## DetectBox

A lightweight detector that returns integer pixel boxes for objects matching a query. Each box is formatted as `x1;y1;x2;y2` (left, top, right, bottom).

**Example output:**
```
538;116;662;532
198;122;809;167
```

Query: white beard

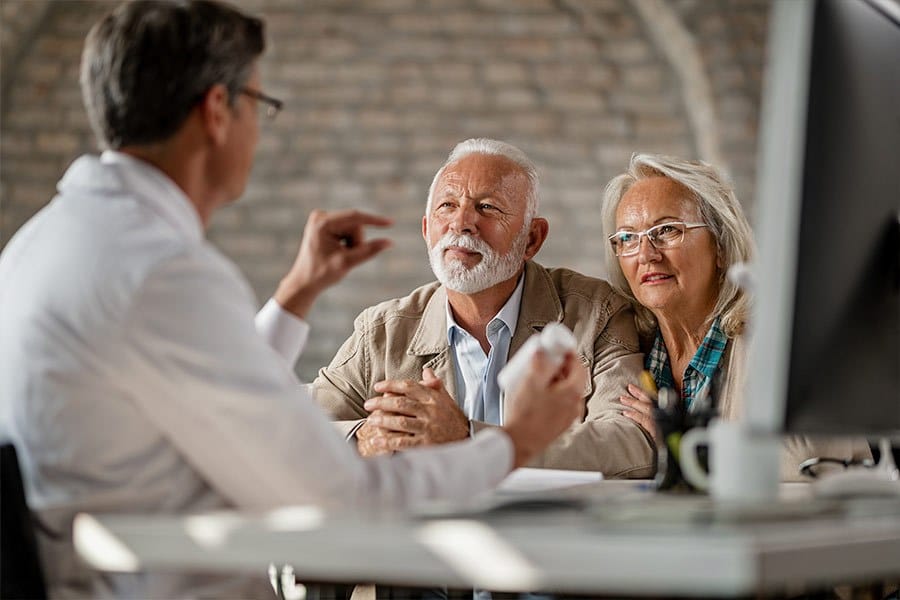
428;229;529;294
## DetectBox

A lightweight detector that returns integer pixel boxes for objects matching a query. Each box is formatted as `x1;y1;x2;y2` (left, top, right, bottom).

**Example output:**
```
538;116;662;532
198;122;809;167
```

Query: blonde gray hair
426;138;540;221
600;153;755;338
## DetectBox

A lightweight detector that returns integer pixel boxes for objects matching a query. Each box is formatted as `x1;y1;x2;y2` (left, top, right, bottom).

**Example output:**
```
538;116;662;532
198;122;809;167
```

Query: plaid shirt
645;317;728;411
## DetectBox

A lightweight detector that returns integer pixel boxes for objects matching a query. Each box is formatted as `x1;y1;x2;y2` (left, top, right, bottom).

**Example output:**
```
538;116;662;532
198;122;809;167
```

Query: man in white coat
0;1;586;597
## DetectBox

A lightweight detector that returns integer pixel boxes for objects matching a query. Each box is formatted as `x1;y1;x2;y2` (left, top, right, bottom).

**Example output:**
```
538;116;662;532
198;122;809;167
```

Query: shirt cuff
474;428;516;475
255;298;309;366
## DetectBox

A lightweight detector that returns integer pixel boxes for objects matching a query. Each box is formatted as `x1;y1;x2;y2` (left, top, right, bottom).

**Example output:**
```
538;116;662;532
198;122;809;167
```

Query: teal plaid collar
645;317;728;410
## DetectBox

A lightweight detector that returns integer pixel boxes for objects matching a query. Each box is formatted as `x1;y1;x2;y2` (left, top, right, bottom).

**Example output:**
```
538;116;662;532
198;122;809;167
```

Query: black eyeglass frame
239;87;283;119
798;455;876;479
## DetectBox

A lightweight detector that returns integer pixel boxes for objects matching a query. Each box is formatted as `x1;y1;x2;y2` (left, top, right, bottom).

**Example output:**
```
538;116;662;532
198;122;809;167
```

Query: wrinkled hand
502;350;587;468
355;416;410;457
357;368;469;455
275;209;393;318
620;383;659;444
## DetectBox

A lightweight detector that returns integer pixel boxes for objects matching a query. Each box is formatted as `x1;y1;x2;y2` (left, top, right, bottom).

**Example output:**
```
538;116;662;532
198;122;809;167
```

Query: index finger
373;379;426;397
364;395;424;416
626;383;655;405
326;209;394;231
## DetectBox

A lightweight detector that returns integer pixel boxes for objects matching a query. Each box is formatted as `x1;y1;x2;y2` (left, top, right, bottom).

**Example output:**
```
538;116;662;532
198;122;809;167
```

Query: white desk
74;482;900;597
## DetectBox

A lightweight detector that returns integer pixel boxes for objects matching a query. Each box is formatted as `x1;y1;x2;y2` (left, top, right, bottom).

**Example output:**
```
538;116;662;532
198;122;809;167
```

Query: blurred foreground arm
502;349;587;467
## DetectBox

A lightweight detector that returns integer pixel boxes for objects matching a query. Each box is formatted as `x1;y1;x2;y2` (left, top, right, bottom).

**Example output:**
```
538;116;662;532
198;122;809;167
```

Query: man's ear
523;217;549;261
197;84;232;146
422;214;428;242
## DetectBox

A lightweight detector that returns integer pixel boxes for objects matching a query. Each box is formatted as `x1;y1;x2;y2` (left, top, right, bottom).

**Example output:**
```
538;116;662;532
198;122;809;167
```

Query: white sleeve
122;251;512;511
255;298;309;366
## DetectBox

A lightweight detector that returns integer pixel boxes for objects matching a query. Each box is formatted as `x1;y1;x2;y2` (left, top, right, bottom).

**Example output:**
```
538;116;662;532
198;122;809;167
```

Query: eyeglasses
240;87;283;119
798;456;876;479
608;221;709;257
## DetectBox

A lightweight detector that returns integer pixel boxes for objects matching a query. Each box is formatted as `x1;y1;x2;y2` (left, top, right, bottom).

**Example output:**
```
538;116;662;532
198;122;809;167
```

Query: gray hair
600;153;755;338
426;138;540;220
81;0;264;150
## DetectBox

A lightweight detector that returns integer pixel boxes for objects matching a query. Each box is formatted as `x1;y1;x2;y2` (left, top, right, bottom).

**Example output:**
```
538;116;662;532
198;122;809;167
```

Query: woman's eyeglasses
608;221;709;257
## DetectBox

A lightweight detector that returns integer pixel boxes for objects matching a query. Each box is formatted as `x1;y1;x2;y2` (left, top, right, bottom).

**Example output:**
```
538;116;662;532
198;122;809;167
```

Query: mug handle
679;427;710;491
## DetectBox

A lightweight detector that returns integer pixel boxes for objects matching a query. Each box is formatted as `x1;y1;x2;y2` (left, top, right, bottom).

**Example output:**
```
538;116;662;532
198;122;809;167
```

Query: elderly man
314;138;655;477
0;4;587;597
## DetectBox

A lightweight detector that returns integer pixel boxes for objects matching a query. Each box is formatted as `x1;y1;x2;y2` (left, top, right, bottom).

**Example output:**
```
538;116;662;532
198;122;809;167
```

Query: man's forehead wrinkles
438;184;500;200
438;179;464;195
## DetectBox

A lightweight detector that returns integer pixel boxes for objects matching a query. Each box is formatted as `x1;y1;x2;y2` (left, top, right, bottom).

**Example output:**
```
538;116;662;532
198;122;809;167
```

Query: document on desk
414;469;604;517
497;468;603;494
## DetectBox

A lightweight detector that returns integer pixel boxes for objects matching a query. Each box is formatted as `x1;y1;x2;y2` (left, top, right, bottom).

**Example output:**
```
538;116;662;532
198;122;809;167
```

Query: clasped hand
356;368;469;457
357;350;588;469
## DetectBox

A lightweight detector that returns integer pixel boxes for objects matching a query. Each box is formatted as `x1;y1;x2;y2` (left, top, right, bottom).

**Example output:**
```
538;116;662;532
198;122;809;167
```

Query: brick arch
628;0;724;166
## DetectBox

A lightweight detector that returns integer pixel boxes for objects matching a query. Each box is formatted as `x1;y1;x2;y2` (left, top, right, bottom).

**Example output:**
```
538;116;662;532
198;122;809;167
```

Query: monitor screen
747;0;900;437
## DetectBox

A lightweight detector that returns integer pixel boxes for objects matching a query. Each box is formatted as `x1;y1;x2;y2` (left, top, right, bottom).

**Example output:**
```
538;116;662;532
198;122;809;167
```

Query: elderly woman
600;153;870;482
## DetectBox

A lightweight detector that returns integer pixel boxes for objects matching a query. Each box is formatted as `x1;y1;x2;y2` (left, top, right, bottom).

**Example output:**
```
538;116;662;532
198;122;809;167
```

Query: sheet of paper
497;467;603;493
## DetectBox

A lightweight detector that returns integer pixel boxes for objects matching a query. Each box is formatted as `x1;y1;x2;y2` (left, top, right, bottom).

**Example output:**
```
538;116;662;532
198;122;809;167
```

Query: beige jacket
312;261;656;478
716;336;871;482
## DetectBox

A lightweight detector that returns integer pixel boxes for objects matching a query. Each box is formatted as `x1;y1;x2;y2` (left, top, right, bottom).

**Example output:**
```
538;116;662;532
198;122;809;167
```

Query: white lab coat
0;152;512;598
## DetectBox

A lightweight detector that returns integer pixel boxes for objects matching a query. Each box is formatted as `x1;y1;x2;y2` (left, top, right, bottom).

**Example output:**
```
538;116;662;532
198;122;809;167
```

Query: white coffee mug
680;418;780;502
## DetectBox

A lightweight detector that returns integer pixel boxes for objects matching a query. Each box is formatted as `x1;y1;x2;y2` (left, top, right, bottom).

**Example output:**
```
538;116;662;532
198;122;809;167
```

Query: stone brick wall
0;0;50;88
0;0;770;381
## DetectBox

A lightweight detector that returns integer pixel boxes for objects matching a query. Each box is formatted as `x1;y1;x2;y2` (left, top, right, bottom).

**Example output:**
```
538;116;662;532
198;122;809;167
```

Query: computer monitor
746;0;900;442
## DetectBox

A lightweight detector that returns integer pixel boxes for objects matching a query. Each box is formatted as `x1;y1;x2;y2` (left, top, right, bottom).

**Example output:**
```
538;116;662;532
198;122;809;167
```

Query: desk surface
74;481;900;597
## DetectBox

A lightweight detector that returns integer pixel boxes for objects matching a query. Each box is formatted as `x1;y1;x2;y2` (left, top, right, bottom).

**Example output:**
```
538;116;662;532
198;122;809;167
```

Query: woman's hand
621;383;660;444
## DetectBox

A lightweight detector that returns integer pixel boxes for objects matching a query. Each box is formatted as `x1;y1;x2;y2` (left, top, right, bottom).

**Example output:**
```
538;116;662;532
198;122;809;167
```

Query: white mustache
436;234;491;255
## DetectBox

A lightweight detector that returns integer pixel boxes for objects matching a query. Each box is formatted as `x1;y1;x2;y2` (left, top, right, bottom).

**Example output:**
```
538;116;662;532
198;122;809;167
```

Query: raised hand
275;209;393;318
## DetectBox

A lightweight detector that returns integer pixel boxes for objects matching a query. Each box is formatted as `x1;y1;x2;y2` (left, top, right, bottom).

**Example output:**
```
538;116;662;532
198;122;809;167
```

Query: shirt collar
688;316;728;381
446;273;526;345
100;150;203;243
645;330;675;391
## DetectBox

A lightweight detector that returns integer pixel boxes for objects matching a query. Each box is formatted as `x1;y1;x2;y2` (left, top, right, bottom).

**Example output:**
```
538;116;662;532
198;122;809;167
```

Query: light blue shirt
446;275;525;427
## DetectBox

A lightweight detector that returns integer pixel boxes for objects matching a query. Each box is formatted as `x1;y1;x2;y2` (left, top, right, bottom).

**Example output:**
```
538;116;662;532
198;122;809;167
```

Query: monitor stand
813;438;900;499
